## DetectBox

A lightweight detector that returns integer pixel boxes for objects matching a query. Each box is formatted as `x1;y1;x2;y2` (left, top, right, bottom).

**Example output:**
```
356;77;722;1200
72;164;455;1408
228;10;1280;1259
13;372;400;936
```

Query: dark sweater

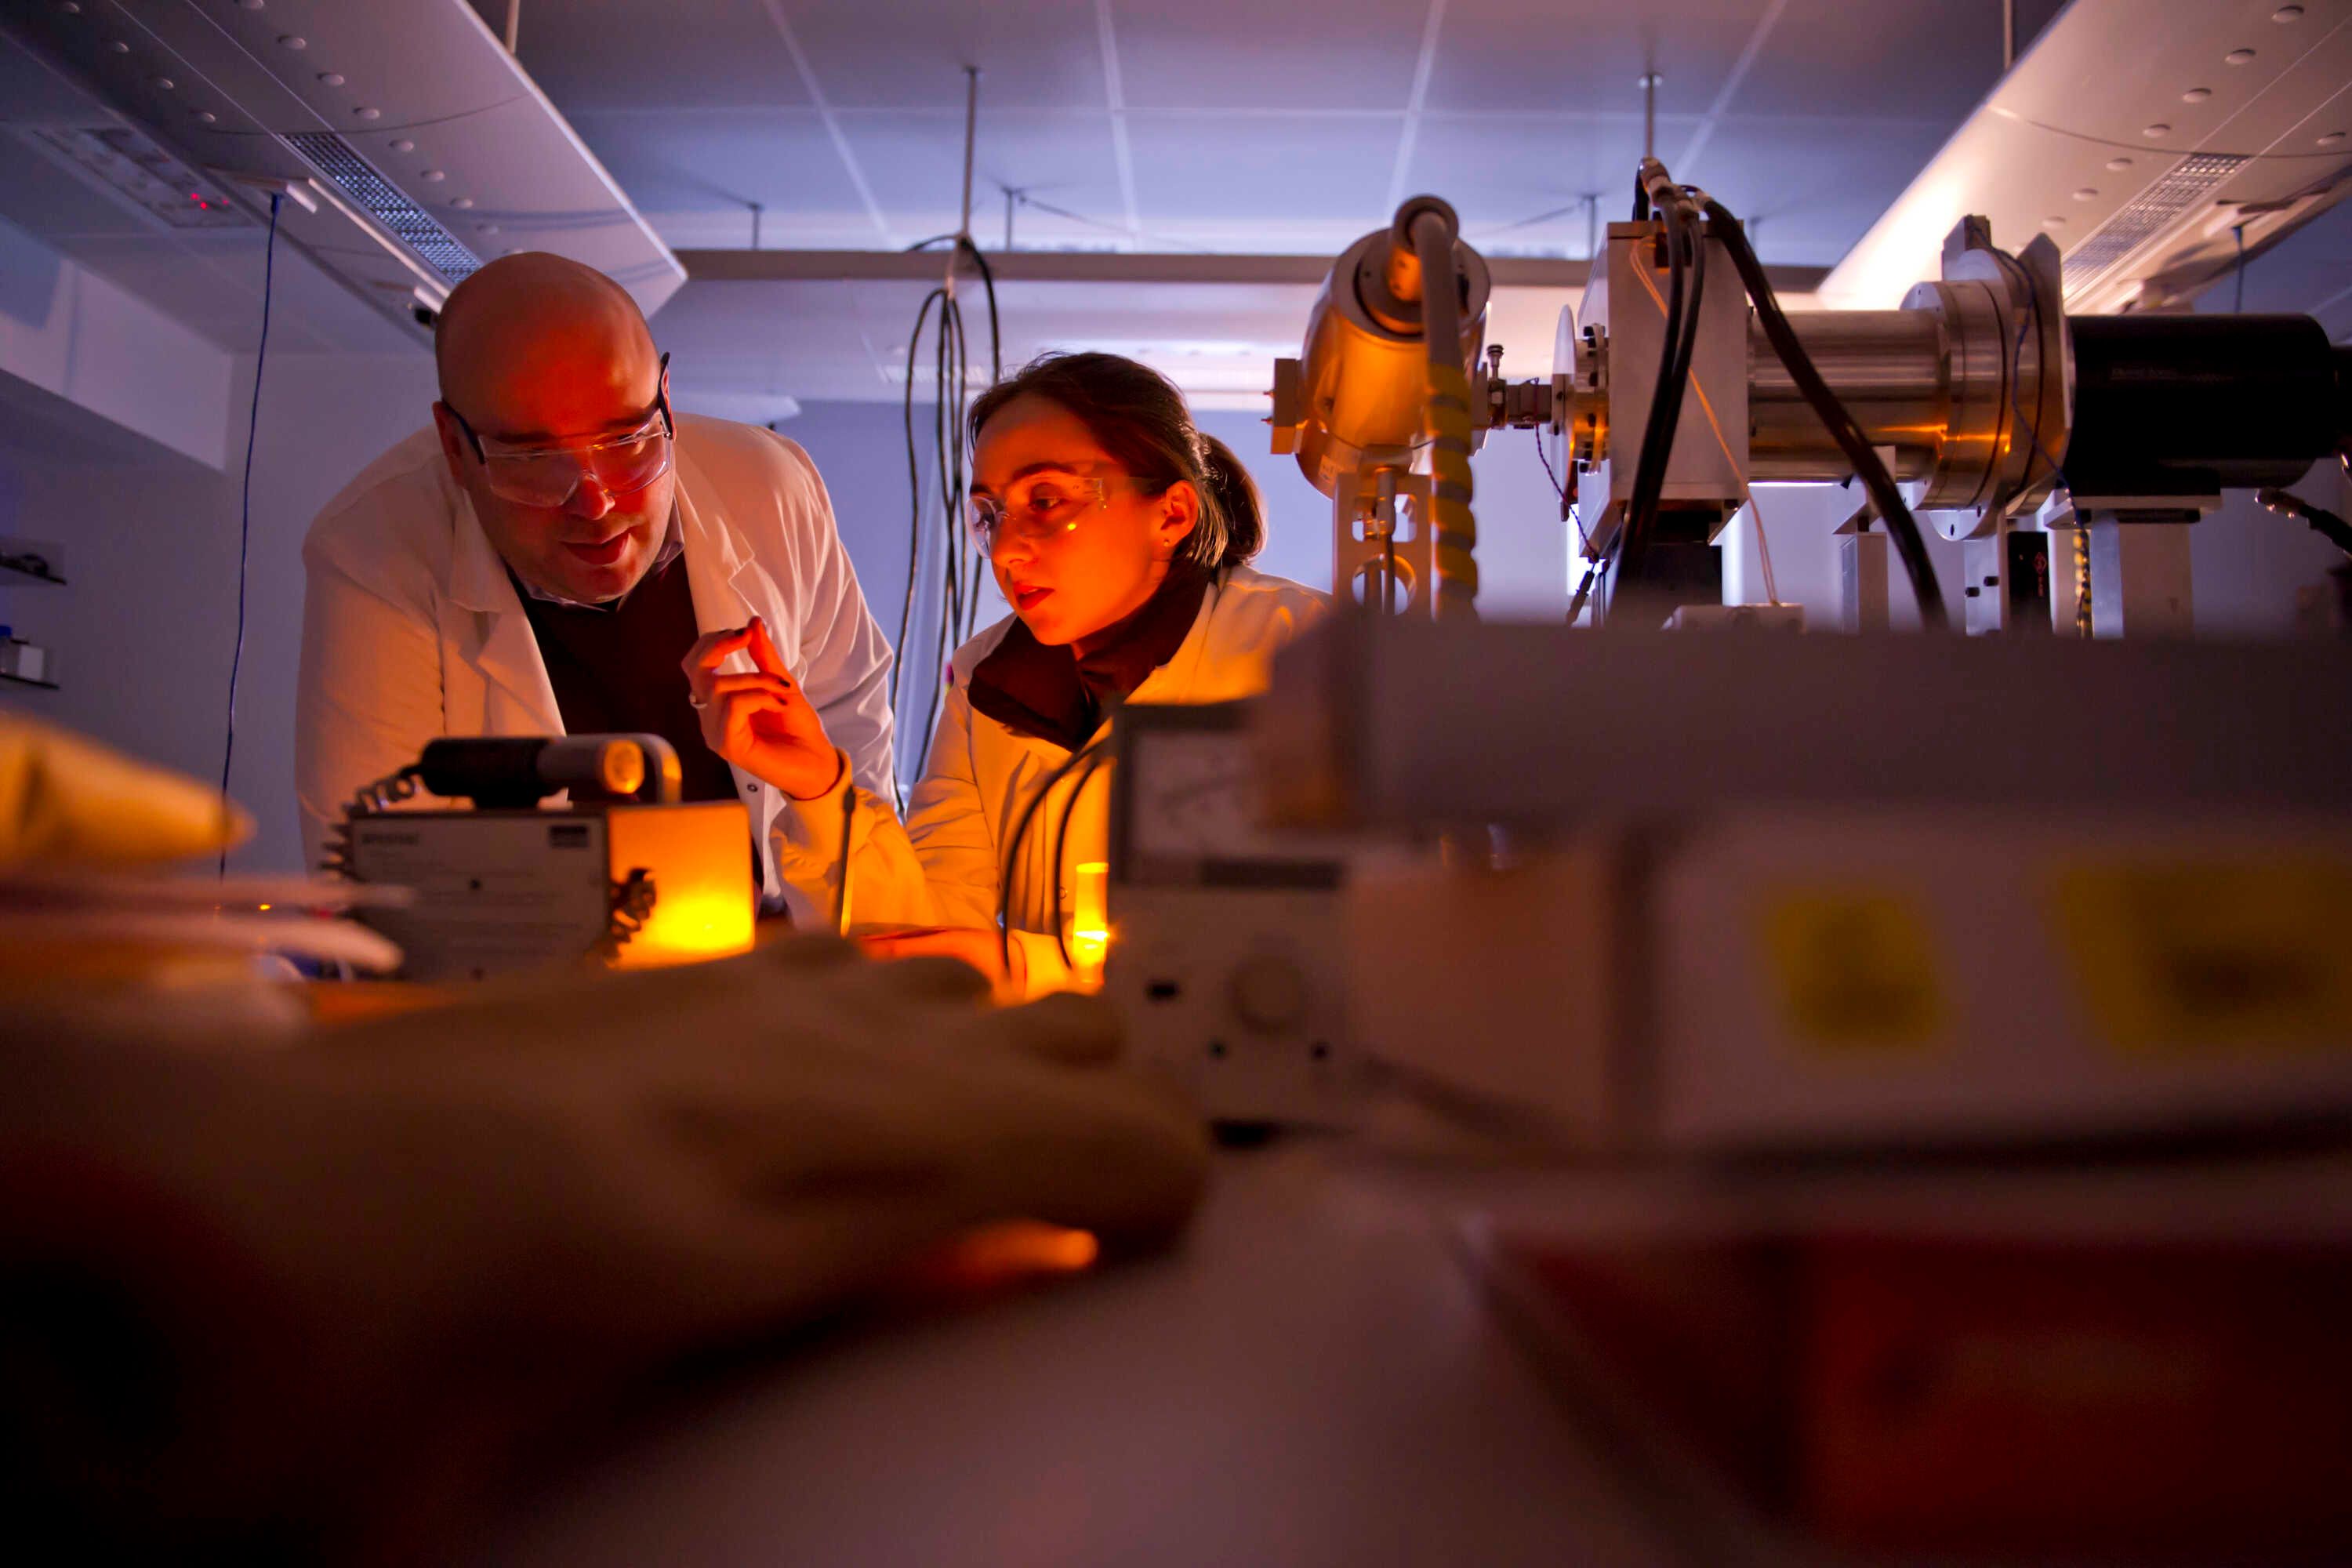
966;561;1213;751
513;556;739;803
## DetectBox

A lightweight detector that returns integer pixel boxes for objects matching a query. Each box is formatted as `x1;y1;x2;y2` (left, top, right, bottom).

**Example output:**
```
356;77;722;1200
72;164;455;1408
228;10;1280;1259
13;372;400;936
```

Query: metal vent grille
2060;153;2246;296
279;132;481;284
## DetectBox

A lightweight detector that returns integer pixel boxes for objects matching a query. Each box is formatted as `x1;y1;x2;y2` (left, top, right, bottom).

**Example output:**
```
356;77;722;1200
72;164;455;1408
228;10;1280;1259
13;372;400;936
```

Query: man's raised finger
681;625;757;700
747;615;793;681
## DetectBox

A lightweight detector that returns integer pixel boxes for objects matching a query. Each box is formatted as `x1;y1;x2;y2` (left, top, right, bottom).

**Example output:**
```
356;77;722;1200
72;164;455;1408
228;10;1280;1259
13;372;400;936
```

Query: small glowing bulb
1069;861;1110;982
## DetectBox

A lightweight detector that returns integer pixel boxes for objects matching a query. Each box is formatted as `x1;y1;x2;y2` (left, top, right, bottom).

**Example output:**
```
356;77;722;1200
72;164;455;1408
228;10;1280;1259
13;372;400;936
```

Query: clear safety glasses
446;353;676;509
967;472;1156;552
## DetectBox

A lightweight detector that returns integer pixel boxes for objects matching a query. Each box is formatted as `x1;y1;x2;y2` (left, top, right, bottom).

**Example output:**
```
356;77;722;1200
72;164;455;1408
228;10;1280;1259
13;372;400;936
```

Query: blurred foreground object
1475;1158;2352;1562
0;713;398;1029
0;710;247;869
0;939;1206;1560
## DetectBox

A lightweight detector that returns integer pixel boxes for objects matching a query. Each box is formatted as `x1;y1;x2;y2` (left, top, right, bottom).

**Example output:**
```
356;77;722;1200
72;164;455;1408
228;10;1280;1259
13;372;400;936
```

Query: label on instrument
2049;859;2352;1054
1761;891;1946;1054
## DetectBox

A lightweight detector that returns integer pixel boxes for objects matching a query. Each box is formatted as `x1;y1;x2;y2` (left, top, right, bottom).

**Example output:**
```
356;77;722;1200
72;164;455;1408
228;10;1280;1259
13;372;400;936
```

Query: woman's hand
858;925;1028;1003
682;616;842;800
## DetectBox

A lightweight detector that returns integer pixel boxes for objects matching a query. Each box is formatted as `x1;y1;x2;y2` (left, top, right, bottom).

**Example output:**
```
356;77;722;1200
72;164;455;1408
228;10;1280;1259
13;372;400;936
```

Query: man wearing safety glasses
296;253;895;918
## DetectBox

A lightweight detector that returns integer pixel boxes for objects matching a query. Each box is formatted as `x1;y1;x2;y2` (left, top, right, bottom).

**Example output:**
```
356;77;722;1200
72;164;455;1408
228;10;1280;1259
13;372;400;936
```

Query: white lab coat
295;414;895;920
773;564;1328;994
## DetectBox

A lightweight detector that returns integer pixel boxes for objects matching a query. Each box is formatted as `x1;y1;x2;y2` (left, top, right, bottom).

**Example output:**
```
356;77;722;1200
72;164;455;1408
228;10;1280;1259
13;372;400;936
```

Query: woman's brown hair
967;351;1265;569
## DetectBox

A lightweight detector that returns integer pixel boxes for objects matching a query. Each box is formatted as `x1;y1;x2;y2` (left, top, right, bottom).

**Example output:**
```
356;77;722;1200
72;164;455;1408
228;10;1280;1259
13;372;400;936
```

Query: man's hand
683;616;843;800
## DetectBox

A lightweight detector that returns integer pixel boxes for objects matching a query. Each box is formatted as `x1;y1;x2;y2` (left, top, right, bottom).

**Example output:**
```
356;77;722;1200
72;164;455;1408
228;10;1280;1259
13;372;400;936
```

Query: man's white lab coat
771;565;1327;994
296;414;895;917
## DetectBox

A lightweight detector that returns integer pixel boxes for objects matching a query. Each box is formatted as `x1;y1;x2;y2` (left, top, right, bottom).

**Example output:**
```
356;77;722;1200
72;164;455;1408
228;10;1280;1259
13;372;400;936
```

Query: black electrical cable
218;191;281;880
957;235;1002;379
1567;563;1600;624
831;777;856;935
889;287;945;734
894;237;1007;786
996;735;1112;978
948;294;978;641
1045;744;1113;971
2257;487;2352;559
1535;433;1566;499
1613;212;1682;579
1567;528;1623;626
1621;200;1706;583
1700;195;1949;626
928;292;958;757
1622;162;1699;555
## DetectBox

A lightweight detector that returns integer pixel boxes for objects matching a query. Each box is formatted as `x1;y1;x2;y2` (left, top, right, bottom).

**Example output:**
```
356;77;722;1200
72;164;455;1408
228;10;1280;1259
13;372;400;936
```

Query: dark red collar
966;562;1214;750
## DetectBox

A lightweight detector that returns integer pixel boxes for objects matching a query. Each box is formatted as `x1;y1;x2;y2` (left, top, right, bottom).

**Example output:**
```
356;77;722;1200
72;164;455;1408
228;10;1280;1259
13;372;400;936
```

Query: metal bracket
597;866;658;963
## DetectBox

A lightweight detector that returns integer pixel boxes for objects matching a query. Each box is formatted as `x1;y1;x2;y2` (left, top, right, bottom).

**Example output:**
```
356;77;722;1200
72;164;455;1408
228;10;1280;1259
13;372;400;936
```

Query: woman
684;352;1327;995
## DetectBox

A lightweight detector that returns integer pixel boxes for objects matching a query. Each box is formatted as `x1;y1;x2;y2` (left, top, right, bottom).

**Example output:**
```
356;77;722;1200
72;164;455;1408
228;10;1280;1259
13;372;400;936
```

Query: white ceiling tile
1733;0;1999;122
1406;113;1687;246
1126;112;1400;234
1426;0;1774;115
789;0;1108;111
836;108;1125;243
566;107;873;237
1112;0;1432;111
466;0;812;111
1687;114;1954;265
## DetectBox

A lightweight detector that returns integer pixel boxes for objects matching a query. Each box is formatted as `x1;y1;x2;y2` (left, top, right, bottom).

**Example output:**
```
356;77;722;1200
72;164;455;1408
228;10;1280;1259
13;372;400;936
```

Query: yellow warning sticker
2049;859;2352;1054
1761;891;1945;1054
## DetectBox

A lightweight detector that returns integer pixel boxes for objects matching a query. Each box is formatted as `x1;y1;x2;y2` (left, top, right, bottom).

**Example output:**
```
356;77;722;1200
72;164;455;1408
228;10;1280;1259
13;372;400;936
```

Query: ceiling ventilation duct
1;0;682;343
1821;0;2352;313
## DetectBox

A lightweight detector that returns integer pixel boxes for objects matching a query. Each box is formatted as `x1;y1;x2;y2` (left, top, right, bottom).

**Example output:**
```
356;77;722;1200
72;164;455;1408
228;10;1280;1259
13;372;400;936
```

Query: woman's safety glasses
446;353;676;509
967;471;1154;552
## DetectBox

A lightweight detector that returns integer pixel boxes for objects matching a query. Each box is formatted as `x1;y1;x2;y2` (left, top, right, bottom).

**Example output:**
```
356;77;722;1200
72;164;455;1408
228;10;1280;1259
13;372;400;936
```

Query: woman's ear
1157;480;1200;558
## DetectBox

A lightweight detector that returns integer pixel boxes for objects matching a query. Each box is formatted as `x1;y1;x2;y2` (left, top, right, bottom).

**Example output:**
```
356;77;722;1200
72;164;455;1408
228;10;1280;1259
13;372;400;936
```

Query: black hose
959;236;1002;380
1046;746;1112;970
1700;197;1948;627
2258;487;2352;560
891;288;946;726
997;735;1112;979
1621;201;1708;582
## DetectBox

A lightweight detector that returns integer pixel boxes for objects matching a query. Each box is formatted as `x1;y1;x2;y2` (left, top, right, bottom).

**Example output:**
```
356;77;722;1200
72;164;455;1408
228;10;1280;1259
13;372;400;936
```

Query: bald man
295;254;895;920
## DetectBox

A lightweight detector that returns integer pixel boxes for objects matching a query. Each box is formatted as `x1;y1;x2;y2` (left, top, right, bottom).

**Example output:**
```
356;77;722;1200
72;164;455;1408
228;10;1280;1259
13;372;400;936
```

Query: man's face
434;348;676;605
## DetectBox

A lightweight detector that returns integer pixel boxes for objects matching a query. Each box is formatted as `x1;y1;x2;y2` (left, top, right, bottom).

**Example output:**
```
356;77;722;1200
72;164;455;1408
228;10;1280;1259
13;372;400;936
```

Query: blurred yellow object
603;800;757;966
1069;860;1110;985
0;711;249;869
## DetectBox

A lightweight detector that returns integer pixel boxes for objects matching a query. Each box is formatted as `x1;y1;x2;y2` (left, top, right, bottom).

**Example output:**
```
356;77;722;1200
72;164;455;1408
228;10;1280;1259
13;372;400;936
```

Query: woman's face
971;394;1196;648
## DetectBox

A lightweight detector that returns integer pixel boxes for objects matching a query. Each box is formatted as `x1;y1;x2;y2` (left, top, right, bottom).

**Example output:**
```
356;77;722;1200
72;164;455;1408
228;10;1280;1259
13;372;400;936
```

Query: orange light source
601;802;757;966
1069;860;1111;984
893;1221;1104;1300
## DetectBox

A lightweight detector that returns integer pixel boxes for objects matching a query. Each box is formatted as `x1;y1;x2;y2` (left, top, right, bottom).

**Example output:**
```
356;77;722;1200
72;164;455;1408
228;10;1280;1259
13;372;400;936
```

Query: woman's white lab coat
775;564;1327;994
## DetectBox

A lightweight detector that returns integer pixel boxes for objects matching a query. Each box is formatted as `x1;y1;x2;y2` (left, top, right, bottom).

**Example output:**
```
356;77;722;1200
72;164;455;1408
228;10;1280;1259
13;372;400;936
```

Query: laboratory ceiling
468;0;2036;265
452;0;2062;405
5;0;2348;416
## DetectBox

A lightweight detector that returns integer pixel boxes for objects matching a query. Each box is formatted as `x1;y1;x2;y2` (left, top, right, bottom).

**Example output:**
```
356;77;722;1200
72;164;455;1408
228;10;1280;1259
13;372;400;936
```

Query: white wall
1;351;438;876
